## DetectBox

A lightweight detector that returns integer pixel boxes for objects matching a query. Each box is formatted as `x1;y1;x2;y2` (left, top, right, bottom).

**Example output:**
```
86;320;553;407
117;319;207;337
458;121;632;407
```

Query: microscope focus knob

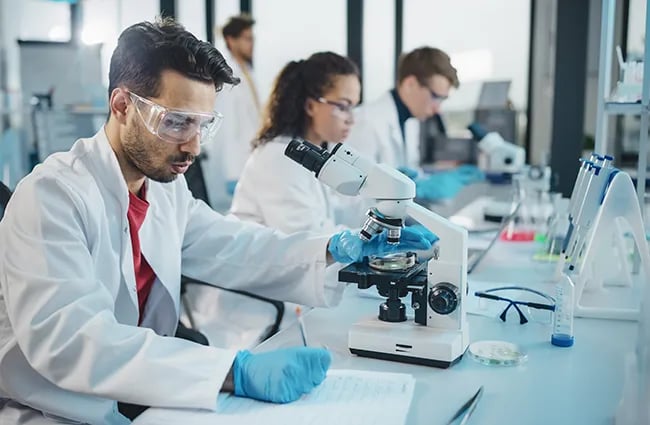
428;282;459;315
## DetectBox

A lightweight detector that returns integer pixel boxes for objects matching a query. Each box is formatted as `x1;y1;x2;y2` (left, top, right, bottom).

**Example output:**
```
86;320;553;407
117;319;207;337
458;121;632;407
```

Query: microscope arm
284;138;467;259
405;200;468;265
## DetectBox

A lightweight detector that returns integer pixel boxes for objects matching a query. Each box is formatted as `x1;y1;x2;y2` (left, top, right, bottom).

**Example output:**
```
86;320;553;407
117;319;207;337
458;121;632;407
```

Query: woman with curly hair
230;52;361;233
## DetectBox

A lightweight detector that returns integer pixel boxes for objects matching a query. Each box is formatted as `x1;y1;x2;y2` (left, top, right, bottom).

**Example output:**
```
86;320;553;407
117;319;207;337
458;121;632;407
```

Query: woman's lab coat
344;91;421;169
230;136;343;234
0;129;342;425
185;137;344;349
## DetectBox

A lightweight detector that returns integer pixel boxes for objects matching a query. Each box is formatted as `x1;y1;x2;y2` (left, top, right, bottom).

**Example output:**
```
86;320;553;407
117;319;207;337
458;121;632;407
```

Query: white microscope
285;139;469;368
467;122;525;176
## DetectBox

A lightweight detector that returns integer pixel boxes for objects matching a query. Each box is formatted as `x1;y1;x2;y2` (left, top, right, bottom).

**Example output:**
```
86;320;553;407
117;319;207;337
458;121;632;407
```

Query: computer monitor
477;81;511;109
429;137;478;164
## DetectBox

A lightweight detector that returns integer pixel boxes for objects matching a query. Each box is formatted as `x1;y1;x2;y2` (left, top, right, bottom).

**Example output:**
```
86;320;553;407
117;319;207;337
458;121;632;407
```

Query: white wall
19;0;70;42
82;0;159;87
402;0;531;113
177;0;208;41
212;0;240;55
252;0;347;103
362;0;395;102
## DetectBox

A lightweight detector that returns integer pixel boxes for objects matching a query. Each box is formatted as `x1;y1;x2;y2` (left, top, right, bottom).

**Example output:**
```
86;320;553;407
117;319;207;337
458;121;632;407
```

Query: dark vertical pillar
206;0;214;43
524;0;536;163
70;2;82;44
160;0;176;19
394;0;403;78
347;0;363;100
550;1;590;196
240;0;251;14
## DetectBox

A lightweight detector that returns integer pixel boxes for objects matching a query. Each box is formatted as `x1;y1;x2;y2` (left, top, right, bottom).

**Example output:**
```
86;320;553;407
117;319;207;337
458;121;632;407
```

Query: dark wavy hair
255;52;359;147
108;17;240;103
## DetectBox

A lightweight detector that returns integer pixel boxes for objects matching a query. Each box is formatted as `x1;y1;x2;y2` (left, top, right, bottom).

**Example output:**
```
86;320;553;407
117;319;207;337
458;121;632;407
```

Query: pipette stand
564;172;650;321
607;178;650;424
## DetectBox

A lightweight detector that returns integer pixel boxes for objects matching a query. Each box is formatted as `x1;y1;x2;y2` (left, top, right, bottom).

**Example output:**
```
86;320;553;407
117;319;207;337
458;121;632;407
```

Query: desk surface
165;186;637;425
256;241;638;425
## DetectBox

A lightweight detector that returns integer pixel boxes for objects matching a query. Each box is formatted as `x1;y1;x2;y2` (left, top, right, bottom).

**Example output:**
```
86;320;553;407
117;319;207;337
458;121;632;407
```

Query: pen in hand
295;306;308;346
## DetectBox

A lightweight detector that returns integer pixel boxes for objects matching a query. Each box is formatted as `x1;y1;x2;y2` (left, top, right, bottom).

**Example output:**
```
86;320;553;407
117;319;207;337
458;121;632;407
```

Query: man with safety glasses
0;19;437;424
344;47;485;203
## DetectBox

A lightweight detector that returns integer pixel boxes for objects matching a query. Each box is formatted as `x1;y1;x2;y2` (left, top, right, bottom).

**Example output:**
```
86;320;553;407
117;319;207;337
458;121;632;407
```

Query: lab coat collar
89;127;131;210
222;48;253;77
380;91;416;167
390;88;413;140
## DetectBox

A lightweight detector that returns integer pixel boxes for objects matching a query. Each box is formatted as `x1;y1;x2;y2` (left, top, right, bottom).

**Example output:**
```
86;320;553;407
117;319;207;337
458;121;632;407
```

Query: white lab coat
201;50;262;212
0;129;342;425
187;137;344;348
230;136;343;234
344;91;421;169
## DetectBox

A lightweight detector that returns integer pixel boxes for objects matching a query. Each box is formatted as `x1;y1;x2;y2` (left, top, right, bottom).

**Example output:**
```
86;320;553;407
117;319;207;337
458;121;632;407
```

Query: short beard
122;124;178;184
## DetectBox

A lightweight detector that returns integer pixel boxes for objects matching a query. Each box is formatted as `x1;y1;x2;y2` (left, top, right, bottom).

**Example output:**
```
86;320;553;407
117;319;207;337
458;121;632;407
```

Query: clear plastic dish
468;340;528;366
368;252;416;271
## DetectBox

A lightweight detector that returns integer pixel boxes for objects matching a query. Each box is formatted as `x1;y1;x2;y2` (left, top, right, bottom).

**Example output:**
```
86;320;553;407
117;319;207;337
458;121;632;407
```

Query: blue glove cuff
329;227;438;264
226;180;238;195
327;230;360;264
232;350;251;397
397;166;419;180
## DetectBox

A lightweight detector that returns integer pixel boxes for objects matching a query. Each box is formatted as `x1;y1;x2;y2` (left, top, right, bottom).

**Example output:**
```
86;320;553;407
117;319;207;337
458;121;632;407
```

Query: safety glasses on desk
128;91;223;145
474;286;555;325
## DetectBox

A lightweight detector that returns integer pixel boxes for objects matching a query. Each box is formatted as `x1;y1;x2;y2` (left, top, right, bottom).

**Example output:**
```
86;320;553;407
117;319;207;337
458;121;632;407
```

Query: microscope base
348;317;468;368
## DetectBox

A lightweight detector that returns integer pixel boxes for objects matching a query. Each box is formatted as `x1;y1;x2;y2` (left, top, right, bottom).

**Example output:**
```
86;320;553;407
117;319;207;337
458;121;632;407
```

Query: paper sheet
134;369;415;425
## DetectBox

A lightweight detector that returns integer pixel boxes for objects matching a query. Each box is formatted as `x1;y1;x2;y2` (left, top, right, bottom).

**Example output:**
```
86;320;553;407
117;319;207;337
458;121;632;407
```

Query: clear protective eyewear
474;286;555;325
418;82;448;103
128;91;223;145
316;97;354;120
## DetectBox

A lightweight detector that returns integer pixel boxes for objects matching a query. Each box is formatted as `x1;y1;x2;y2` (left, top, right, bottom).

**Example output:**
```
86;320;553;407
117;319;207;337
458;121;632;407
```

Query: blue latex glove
225;180;238;195
415;171;466;200
397;166;419;180
452;164;485;184
328;225;439;264
232;347;330;403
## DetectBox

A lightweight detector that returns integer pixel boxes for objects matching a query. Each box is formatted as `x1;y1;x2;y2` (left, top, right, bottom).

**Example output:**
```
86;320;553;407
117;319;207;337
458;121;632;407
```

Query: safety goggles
419;82;448;103
128;91;223;145
315;97;354;120
474;286;555;325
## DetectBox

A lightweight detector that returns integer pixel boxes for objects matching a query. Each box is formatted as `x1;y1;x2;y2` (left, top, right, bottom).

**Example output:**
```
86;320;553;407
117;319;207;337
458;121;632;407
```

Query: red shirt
127;186;156;323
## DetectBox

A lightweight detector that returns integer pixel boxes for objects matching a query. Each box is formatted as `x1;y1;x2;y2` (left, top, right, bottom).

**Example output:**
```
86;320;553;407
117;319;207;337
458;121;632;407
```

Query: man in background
343;47;483;207
200;14;262;212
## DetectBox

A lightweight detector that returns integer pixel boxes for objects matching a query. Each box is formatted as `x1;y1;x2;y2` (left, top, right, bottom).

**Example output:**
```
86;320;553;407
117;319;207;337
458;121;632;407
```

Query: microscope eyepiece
284;138;330;177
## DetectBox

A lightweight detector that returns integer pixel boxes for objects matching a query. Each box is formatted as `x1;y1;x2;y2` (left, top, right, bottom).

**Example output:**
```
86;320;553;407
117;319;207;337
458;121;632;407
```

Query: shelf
604;102;646;115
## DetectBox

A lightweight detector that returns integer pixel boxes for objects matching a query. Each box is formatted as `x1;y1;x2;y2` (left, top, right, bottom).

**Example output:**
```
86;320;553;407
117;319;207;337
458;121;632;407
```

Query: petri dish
468;340;527;366
368;252;416;271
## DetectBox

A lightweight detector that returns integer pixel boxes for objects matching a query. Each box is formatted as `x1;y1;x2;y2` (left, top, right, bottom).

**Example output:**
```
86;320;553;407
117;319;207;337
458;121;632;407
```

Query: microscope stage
348;316;467;368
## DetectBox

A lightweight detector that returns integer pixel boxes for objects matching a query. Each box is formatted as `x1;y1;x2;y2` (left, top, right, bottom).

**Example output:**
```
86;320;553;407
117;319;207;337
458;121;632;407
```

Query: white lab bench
157;182;637;424
254;240;637;425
